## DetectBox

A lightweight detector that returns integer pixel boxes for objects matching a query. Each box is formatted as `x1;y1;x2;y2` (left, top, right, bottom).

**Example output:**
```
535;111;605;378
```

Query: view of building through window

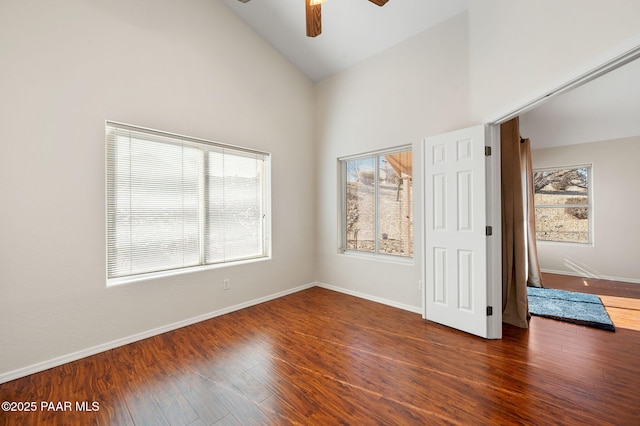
343;148;413;257
533;166;591;244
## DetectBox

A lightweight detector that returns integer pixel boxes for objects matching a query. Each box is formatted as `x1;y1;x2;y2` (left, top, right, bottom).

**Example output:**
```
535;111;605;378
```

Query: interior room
1;0;639;424
521;57;640;284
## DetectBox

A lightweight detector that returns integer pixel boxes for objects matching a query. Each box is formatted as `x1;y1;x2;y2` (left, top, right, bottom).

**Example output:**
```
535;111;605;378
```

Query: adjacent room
520;56;640;331
1;0;639;424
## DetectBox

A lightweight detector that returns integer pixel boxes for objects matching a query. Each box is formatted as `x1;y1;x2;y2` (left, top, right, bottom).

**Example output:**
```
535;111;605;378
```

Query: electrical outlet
418;280;423;290
223;279;230;290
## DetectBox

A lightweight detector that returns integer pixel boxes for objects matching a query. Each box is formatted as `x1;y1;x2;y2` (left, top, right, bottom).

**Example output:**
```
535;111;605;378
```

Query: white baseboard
315;282;422;314
0;283;315;385
541;269;640;285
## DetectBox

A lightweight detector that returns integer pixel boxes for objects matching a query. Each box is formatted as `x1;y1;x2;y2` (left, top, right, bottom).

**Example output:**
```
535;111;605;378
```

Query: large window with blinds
106;122;270;283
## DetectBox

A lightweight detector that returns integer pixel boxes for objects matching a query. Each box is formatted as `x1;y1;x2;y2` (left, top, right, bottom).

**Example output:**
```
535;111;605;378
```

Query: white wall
314;13;472;311
469;0;640;122
531;138;640;283
0;0;316;379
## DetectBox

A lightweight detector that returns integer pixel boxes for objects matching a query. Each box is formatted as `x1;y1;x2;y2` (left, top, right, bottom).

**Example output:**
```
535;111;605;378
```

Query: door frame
485;125;502;339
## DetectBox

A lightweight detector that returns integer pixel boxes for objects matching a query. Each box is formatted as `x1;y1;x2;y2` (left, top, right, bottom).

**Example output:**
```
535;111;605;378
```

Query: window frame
106;121;271;286
339;145;413;261
533;163;593;245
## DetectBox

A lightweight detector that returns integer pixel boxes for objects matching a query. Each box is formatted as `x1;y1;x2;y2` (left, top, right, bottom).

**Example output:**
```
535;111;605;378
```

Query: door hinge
485;146;492;156
486;226;493;236
487;306;493;316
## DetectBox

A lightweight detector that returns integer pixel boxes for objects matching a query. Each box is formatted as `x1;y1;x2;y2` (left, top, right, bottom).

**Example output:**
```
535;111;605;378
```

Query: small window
106;122;270;282
533;165;591;244
340;147;413;258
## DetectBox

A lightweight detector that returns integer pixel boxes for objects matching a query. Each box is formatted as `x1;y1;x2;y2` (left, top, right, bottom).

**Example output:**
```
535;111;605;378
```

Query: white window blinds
106;122;269;280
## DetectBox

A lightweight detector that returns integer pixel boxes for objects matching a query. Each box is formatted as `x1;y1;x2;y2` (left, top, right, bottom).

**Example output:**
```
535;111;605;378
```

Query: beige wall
315;12;472;311
532;137;640;283
0;0;316;379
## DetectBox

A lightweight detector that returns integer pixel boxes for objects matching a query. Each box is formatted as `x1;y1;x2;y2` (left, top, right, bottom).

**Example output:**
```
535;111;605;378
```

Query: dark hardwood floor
541;272;640;298
2;281;639;425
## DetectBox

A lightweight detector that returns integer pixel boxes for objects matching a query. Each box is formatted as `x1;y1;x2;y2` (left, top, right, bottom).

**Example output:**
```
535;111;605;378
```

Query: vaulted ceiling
220;0;639;148
219;0;470;82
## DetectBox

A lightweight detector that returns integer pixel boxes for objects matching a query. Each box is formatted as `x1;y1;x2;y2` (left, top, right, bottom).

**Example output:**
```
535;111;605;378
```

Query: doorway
422;41;640;338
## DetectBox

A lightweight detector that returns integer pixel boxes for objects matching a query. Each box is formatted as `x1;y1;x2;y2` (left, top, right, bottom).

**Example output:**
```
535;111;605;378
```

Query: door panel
424;125;488;338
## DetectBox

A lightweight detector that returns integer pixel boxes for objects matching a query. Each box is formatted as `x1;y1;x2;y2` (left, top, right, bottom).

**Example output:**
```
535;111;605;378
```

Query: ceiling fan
237;0;390;38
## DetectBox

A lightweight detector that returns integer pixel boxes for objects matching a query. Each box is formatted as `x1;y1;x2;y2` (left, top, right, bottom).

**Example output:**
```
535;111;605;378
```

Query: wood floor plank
209;381;274;426
169;373;230;424
213;414;242;426
125;389;171;426
152;376;200;426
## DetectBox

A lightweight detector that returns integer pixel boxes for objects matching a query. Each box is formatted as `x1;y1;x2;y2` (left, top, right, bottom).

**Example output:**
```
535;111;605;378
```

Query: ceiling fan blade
306;0;322;37
368;0;389;6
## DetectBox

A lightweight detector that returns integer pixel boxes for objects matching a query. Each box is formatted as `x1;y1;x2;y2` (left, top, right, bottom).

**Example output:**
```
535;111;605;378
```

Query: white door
424;125;491;338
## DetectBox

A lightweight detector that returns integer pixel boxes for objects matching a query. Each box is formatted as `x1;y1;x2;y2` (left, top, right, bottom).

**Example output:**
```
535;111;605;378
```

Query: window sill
339;249;414;265
106;256;271;288
536;240;594;247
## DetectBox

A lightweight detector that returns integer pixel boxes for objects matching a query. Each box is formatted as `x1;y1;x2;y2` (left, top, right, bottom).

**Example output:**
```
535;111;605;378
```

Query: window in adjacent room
340;147;413;258
533;165;592;244
106;122;270;283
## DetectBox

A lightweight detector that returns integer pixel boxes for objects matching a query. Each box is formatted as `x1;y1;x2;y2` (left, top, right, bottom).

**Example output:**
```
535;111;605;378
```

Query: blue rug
527;287;615;331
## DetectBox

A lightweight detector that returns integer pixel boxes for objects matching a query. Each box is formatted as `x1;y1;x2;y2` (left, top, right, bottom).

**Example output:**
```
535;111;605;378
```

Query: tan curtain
522;138;543;288
501;117;543;328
